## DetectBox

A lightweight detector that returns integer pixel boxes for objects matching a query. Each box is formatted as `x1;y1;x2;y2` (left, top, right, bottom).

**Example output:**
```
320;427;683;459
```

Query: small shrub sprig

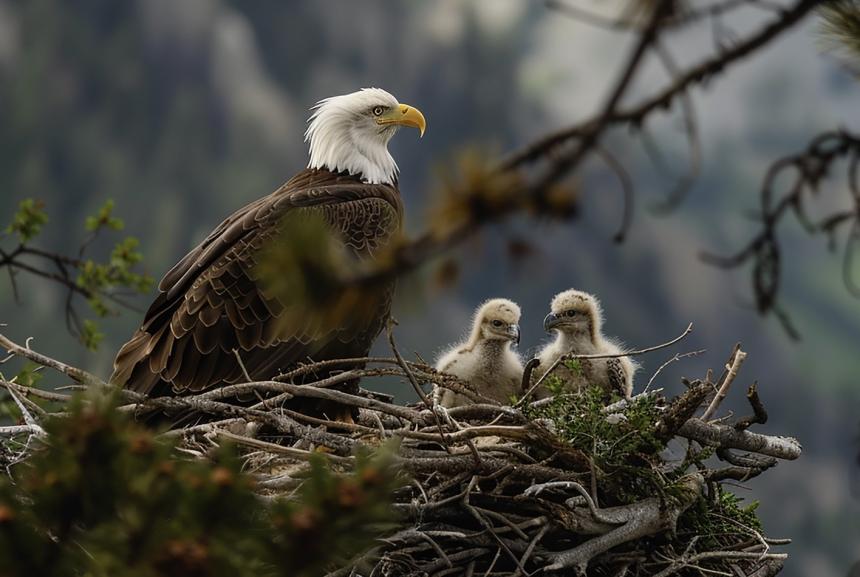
1;198;152;350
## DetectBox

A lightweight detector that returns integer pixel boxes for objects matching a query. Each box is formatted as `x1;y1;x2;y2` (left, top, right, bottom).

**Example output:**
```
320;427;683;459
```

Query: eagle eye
567;310;577;317
372;106;385;117
491;320;503;328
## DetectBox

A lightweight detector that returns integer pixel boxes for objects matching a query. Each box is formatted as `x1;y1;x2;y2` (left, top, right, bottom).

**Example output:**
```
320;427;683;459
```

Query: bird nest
0;333;799;577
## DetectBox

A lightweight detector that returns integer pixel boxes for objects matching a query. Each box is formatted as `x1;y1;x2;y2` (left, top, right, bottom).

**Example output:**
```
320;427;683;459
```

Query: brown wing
111;168;402;396
606;358;630;400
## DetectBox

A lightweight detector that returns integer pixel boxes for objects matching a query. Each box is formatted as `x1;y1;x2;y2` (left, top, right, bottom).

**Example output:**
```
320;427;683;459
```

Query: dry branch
702;346;747;421
678;418;801;460
332;0;823;300
543;474;704;575
0;333;105;386
702;129;860;337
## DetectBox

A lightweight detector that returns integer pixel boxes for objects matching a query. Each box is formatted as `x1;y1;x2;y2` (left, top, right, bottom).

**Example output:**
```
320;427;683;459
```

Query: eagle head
305;88;426;186
473;298;521;345
544;288;603;341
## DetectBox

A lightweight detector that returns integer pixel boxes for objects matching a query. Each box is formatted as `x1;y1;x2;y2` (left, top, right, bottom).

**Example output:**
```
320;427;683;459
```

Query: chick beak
509;324;521;345
543;312;560;332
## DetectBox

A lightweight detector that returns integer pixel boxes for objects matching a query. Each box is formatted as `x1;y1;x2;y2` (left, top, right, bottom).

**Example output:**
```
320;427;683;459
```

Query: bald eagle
111;88;426;406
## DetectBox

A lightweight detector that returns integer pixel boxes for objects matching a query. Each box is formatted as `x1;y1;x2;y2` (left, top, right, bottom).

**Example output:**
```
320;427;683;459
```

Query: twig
517;523;549;573
734;383;768;431
650;551;787;577
232;349;253;382
701;130;860;337
0;332;106;386
0;378;72;403
387;321;430;408
701;347;747;421
646;40;701;212
216;429;354;465
527;0;675;201
525;481;616;525
505;0;822;170
0;424;45;437
387;320;454;446
645;349;706;393
519;358;540;397
2;380;46;437
517;323;692;407
593;145;635;242
546;0;773;33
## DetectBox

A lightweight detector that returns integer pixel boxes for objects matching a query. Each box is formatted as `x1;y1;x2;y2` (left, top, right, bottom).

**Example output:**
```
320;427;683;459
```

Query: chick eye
372;106;385;116
566;310;577;317
491;320;503;328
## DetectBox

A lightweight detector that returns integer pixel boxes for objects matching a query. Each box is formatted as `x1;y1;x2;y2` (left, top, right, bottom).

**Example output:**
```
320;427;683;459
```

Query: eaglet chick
532;289;636;400
434;299;524;408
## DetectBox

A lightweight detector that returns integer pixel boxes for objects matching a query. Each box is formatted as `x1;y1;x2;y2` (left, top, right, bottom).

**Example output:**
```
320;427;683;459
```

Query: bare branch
701;130;860;337
678;418;802;460
701;347;748;421
0;332;106;386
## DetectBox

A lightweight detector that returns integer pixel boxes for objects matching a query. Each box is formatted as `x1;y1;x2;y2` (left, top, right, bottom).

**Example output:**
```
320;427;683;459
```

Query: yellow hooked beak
377;103;426;137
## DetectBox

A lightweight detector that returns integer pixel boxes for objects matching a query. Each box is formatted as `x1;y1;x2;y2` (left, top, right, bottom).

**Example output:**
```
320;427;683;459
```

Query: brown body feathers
111;168;402;399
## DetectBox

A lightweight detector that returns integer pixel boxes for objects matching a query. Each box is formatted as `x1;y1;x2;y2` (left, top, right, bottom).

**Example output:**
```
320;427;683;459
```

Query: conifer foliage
0;391;400;577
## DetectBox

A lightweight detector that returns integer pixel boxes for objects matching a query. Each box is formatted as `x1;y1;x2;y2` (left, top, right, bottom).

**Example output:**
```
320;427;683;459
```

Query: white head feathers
305;88;425;186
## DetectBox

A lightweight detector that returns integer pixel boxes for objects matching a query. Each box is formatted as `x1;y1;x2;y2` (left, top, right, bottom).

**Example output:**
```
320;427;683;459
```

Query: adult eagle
111;88;426;406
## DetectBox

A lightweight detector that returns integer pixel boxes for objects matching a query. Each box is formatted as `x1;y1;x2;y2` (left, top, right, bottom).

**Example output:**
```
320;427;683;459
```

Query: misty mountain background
0;1;858;575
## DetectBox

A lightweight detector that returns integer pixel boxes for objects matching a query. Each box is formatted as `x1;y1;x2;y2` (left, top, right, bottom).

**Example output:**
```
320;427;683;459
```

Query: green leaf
110;236;143;268
6;199;49;242
84;199;124;232
76;237;152;319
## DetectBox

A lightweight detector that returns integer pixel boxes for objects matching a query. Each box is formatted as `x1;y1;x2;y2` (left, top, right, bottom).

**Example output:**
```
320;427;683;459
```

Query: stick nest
0;334;799;577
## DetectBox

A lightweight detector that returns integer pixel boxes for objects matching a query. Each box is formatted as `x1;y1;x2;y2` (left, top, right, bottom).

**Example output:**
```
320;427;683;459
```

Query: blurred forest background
0;1;858;575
